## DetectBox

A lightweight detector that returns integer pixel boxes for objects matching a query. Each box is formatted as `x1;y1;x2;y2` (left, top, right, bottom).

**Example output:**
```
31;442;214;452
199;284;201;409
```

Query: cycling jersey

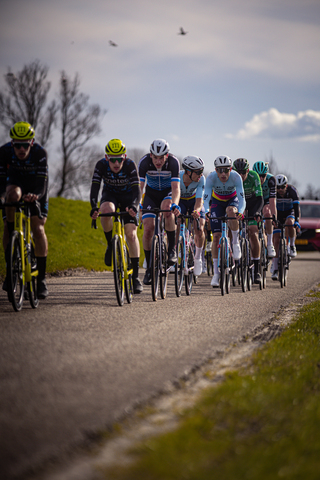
261;173;276;202
276;184;300;221
0;142;48;200
138;153;180;192
242;170;264;215
90;157;141;209
203;170;246;214
179;170;205;200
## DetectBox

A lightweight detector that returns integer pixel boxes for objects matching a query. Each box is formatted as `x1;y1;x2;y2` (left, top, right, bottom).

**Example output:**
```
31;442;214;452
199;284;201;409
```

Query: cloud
227;108;320;141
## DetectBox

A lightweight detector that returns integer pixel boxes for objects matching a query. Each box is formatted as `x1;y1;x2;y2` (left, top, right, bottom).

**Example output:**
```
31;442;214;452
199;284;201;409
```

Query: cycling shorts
209;196;239;233
100;190;138;226
3;177;49;219
179;198;205;219
274;209;295;233
142;186;172;220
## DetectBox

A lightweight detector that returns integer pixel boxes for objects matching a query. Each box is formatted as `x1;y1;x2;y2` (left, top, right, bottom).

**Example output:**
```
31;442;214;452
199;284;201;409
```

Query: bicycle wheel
219;237;226;296
185;243;194;295
247;241;252;291
206;251;213;276
240;239;247;293
151;235;160;301
283;241;288;287
112;235;125;306
124;244;133;304
230;250;236;287
174;236;184;297
8;231;24;311
260;239;267;289
28;241;39;309
160;239;168;299
278;239;285;288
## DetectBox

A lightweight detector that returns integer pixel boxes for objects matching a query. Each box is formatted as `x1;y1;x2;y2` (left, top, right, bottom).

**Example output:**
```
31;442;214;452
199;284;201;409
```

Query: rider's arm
171;180;180;206
128;160;142;209
90;160;103;209
203;172;214;212
233;171;246;214
33;148;48;200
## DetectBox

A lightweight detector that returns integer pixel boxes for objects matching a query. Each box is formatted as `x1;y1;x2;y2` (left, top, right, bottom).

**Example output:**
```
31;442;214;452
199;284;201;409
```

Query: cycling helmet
182;155;205;172
233;158;250;173
253;161;269;175
150;139;170;156
105;139;126;156
276;174;288;187
10;121;35;141
214;155;232;168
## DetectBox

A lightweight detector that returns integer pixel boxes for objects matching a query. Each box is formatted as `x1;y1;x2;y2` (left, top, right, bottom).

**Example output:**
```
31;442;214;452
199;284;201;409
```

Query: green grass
102;291;320;480
0;197;145;278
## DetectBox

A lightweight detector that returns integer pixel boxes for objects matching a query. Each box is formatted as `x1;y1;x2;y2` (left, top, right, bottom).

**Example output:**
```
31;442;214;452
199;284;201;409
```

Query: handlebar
0;200;43;219
91;211;130;229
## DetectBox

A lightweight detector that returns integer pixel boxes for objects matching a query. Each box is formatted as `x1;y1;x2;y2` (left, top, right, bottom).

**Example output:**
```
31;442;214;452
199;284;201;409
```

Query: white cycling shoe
211;273;220;287
193;258;202;276
267;244;276;258
232;243;241;261
288;245;297;257
205;241;212;252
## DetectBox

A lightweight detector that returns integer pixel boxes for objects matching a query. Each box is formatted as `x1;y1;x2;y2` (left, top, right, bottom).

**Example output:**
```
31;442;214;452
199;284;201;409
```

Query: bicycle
92;211;134;306
257;216;274;290
204;227;213;276
1;201;40;312
175;214;199;297
237;216;253;293
142;208;172;301
275;220;293;288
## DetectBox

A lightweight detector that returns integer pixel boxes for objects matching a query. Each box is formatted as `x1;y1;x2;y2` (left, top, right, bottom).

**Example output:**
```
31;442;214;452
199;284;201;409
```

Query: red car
296;200;320;251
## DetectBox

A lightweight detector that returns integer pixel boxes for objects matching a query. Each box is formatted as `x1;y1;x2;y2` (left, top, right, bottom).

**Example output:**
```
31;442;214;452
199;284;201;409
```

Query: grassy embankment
102;290;320;480
0;197;144;278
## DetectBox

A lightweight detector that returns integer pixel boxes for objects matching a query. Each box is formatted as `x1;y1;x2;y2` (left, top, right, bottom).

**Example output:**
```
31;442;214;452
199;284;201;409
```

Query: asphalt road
1;251;319;479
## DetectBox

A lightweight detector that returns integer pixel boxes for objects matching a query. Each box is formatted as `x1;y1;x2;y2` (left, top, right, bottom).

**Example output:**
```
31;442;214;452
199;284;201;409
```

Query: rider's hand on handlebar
170;203;181;217
90;207;100;219
126;205;138;217
22;193;38;203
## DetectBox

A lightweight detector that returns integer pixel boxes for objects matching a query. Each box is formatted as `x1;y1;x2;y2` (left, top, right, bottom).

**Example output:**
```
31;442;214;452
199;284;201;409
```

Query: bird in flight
178;27;188;35
109;40;118;47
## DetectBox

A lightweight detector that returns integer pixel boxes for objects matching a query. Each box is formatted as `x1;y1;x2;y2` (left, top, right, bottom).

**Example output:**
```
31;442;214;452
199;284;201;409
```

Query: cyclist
270;174;300;281
178;156;206;276
90;139;143;294
252;161;277;258
233;158;264;285
0;121;49;299
204;156;245;287
138;139;180;285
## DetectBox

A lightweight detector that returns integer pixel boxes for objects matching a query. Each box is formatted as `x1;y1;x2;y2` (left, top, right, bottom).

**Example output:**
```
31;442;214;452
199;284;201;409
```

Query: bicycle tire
279;239;285;288
230;250;236;287
151;235;160;301
174;236;184;297
240;239;247;293
185;243;194;295
219;237;226;296
260;239;267;289
247;241;252;291
160;239;168;299
8;231;24;311
283;241;288;287
112;235;125;306
28;241;39;309
206;251;213;276
124;244;133;304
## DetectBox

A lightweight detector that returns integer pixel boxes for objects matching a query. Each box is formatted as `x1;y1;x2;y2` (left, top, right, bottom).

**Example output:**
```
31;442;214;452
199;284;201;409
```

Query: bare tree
54;72;106;198
127;148;146;166
0;60;57;146
302;184;320;200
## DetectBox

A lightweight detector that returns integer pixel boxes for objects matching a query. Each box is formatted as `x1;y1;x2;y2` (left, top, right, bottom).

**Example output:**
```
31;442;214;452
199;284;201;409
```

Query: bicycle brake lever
91;219;97;229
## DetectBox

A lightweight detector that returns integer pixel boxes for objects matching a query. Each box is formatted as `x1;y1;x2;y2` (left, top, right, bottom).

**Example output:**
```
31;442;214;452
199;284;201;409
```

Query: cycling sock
37;256;47;281
267;233;273;246
253;259;260;272
231;229;239;244
131;257;139;278
213;258;219;275
144;250;151;268
104;230;112;245
206;230;212;241
289;237;295;245
166;230;176;251
195;246;202;259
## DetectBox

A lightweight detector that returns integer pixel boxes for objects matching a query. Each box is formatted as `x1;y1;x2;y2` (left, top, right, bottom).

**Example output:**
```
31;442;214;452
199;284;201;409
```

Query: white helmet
276;174;288;186
150;139;170;156
182;155;205;171
214;155;232;168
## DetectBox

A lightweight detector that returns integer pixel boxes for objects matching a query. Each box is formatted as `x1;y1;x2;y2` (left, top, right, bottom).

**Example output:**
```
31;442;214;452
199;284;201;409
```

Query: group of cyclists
0;121;301;300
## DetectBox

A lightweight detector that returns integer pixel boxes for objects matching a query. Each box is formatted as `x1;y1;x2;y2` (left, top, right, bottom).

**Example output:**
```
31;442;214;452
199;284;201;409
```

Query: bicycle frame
275;220;292;288
175;214;197;296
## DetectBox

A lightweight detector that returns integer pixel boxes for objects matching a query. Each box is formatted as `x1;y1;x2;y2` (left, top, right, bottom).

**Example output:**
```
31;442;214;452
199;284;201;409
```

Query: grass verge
101;290;320;480
0;197;144;278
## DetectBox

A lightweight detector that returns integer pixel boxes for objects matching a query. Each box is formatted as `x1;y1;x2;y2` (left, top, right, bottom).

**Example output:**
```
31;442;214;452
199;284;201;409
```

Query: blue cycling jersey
138;153;180;191
179;171;205;200
203;170;246;213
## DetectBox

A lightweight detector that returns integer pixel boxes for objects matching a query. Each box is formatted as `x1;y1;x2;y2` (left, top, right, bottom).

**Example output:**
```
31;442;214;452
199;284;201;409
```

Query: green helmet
233;158;249;173
105;139;126;156
10;121;35;141
253;161;269;175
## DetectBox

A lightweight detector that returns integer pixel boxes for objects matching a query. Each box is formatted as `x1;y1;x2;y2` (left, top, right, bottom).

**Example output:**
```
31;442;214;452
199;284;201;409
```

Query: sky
1;0;320;196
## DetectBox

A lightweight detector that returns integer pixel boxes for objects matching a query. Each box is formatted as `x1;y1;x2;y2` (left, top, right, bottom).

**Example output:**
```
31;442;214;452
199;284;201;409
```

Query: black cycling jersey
0;142;48;200
276;184;300;222
90;157;141;209
138;153;180;192
262;173;276;202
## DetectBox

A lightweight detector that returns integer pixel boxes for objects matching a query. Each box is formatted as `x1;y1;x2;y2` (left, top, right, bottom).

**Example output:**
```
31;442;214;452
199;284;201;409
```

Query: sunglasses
237;170;248;175
277;185;287;189
13;142;31;150
192;169;204;175
107;156;125;164
216;167;231;174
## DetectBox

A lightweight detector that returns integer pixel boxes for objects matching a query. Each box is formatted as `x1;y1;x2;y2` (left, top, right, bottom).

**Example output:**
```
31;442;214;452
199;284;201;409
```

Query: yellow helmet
105;139;126;156
10;121;35;141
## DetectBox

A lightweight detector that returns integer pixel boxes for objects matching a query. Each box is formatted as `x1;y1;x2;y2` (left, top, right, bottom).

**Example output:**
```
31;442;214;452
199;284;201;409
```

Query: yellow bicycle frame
14;206;38;288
